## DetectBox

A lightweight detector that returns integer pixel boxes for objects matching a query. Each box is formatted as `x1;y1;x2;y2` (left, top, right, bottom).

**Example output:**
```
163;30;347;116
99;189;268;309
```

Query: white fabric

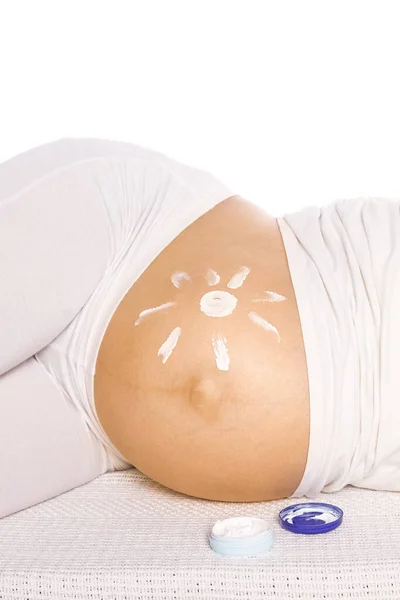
0;138;234;518
277;196;400;498
32;138;234;470
1;468;399;599
0;356;110;520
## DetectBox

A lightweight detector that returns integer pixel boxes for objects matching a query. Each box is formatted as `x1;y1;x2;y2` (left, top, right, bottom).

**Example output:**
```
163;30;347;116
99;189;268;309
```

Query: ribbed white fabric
277;196;400;498
1;468;399;599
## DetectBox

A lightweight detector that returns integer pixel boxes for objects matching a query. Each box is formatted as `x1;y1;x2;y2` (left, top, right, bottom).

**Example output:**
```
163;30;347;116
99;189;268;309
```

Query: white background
1;0;399;215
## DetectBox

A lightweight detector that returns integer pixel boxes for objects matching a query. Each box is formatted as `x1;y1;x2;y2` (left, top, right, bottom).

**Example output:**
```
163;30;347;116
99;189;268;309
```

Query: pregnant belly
93;196;310;501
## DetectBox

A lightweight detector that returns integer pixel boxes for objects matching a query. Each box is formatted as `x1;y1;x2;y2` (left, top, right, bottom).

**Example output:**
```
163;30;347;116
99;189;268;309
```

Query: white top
278;196;400;497
35;138;235;470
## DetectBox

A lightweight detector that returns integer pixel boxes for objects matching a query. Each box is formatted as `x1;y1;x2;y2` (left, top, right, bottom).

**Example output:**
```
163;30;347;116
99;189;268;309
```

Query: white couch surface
1;468;400;599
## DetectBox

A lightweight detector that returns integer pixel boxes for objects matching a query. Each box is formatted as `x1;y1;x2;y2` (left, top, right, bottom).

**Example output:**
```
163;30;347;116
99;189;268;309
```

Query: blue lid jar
279;502;343;534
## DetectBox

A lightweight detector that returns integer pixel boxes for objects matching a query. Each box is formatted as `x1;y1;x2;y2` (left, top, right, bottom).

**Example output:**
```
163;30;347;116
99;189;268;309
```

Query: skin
93;195;310;502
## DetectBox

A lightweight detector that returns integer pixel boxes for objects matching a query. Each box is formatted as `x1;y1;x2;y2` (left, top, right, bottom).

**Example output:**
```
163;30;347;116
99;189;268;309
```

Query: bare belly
93;196;310;501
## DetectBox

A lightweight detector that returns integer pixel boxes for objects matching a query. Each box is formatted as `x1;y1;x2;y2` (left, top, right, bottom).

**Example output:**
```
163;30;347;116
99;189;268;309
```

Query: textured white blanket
0;469;399;599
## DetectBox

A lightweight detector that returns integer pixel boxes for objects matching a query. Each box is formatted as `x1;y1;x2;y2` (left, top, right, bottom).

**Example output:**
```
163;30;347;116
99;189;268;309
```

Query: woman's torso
93;195;310;501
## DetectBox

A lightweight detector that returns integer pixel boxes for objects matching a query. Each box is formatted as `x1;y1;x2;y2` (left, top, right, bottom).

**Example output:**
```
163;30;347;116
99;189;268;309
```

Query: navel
189;378;223;422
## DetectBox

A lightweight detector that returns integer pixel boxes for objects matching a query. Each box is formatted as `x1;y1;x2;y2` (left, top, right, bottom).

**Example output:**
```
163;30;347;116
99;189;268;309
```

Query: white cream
211;517;270;539
200;290;238;318
141;267;283;372
284;506;337;525
248;311;280;342
227;266;251;289
252;290;287;303
171;271;191;288
134;301;177;326
212;334;230;371
206;268;220;286
158;326;181;363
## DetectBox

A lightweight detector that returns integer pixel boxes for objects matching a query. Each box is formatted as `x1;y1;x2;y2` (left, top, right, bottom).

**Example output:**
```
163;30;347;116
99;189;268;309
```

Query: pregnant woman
1;138;400;519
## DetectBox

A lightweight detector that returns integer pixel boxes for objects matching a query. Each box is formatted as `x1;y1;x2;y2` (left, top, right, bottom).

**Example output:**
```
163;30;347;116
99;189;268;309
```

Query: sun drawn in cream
133;266;286;371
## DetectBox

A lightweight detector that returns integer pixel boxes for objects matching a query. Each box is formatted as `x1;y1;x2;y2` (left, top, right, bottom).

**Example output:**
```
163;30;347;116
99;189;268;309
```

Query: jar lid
209;516;275;557
279;502;343;534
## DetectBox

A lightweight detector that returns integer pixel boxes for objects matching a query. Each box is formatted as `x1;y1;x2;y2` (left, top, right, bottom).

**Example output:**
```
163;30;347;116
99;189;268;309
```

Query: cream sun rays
133;266;287;371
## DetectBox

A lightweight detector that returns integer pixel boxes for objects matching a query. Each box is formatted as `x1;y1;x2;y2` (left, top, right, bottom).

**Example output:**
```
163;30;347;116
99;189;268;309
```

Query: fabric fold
277;196;400;497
